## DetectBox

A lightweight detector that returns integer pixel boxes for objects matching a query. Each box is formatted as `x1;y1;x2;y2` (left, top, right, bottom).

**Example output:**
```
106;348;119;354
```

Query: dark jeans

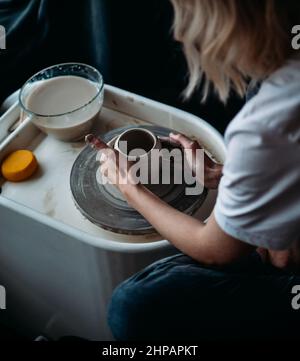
108;253;300;341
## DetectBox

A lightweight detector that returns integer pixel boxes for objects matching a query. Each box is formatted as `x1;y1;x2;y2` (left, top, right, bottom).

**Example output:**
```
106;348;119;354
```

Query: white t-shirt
214;57;300;250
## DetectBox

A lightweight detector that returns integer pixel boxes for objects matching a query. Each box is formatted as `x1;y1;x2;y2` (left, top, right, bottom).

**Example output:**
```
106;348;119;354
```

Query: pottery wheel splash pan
70;125;208;235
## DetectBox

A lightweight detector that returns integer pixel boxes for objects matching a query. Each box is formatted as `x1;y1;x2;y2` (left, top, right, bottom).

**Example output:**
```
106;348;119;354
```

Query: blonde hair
171;0;299;102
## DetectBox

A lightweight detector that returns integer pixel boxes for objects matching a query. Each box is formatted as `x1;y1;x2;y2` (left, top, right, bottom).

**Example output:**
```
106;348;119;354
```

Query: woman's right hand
169;132;223;190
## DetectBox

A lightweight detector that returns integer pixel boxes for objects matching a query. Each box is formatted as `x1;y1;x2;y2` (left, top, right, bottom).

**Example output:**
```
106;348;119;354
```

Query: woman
100;0;300;340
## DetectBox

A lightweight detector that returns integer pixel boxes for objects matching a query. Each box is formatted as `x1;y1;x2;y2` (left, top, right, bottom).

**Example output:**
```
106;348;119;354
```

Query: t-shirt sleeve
214;122;300;250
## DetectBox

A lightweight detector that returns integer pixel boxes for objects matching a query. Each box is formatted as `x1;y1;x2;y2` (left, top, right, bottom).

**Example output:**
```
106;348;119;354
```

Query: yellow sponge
1;150;38;182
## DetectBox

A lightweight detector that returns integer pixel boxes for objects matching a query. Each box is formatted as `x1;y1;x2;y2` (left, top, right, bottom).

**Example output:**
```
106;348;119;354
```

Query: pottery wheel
70;125;207;235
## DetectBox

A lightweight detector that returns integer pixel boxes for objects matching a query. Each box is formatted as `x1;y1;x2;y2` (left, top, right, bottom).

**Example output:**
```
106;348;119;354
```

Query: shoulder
215;59;300;250
225;58;300;146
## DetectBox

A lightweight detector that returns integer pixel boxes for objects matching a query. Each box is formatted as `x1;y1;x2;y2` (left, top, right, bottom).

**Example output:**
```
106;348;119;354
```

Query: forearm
121;184;253;265
121;184;206;255
97;133;252;266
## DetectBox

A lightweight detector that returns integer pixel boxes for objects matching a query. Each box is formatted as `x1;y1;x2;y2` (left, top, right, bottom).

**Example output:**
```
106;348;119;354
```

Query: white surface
0;85;225;247
0;85;225;339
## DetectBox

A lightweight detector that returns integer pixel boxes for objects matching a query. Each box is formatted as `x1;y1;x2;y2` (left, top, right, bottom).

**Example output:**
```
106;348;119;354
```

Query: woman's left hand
169;132;223;189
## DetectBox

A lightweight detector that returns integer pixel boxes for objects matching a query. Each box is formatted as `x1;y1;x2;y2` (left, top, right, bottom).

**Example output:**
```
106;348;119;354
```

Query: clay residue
43;187;57;218
126;96;134;103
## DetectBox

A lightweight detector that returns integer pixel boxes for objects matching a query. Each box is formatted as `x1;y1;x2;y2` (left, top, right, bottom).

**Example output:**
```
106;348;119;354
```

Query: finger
170;132;200;150
99;163;108;182
170;133;221;168
158;136;182;148
99;152;107;164
101;168;110;184
99;164;103;174
85;134;109;150
205;163;223;173
98;147;117;160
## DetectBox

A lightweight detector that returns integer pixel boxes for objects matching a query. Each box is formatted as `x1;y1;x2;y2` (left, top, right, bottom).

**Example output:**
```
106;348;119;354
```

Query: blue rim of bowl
19;62;104;118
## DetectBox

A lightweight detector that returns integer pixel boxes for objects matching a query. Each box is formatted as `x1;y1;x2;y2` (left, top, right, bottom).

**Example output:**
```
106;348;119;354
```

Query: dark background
0;0;244;134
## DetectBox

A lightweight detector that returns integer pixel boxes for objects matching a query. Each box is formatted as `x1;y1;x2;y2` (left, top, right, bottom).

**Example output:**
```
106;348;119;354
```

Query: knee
107;277;148;341
107;281;128;341
107;254;196;340
107;255;180;340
